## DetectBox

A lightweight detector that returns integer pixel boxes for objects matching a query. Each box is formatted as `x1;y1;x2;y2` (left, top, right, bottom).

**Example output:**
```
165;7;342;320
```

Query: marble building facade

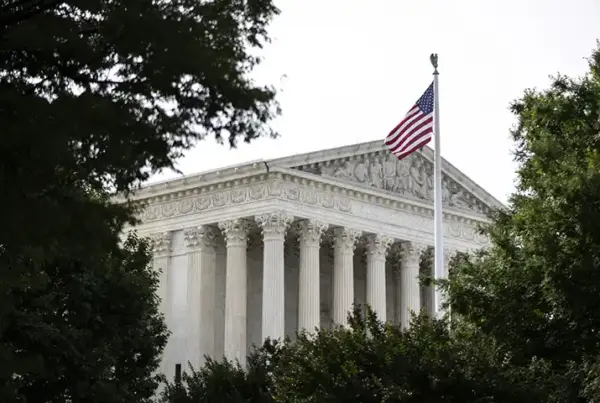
125;140;501;376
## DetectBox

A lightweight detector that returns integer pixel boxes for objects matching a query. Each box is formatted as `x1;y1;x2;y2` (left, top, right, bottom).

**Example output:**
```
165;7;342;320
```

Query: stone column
184;226;218;369
332;227;361;326
297;219;328;333
150;232;173;321
387;245;403;326
439;247;455;316
421;247;435;317
218;219;250;366
364;234;393;322
399;241;426;329
149;231;172;375
255;211;294;341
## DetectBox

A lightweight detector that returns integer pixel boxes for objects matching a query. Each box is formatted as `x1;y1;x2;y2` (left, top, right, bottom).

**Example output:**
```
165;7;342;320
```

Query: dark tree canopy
0;0;280;401
162;309;535;403
161;45;600;403
1;0;280;193
447;45;600;403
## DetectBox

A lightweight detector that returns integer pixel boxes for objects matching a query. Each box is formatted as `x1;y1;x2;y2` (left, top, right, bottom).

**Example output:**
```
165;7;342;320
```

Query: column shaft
439;247;454;317
399;242;426;329
365;234;393;322
256;211;293;341
393;266;402;325
421;247;435;317
332;228;361;326
150;232;172;376
184;226;217;369
150;232;172;320
297;220;328;333
218;219;250;366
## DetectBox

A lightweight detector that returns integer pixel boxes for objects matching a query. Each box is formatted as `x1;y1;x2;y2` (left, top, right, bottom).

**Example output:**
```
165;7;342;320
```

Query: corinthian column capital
297;219;329;247
184;226;219;250
255;210;294;240
333;227;362;251
401;241;428;264
364;234;394;259
218;219;250;247
149;231;172;257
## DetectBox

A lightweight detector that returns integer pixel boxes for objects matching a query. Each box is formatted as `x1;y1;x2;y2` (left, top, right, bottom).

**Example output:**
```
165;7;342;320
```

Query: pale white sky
150;0;600;203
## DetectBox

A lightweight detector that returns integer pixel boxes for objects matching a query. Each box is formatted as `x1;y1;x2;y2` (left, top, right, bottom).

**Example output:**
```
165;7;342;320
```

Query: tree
162;309;535;403
0;0;280;401
271;308;533;403
161;347;277;403
446;44;600;402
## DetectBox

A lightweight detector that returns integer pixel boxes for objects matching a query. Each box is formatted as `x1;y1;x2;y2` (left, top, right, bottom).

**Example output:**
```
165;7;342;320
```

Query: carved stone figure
354;159;369;183
369;157;383;188
420;162;432;199
394;158;410;193
294;154;488;215
442;179;451;203
407;156;423;197
333;160;353;180
383;154;397;190
450;189;471;210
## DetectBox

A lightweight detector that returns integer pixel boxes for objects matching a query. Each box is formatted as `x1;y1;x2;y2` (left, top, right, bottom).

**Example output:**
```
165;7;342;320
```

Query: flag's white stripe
386;111;427;149
392;133;433;158
394;120;434;152
386;112;431;150
387;108;423;144
387;107;421;141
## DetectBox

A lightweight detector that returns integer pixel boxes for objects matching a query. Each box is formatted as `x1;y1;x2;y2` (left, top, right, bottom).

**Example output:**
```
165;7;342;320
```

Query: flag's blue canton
416;83;434;114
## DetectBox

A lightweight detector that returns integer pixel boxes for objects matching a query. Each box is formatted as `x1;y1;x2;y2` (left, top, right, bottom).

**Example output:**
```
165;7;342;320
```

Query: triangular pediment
268;140;503;216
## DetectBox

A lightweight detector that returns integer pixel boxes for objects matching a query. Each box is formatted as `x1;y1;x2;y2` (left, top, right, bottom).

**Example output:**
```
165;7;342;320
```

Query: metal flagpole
430;53;444;317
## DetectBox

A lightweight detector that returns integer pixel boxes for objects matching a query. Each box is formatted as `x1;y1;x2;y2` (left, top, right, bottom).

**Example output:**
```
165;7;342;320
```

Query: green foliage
271;307;531;403
0;220;169;403
161;345;277;403
0;0;280;401
447;44;600;402
165;308;533;403
1;0;280;194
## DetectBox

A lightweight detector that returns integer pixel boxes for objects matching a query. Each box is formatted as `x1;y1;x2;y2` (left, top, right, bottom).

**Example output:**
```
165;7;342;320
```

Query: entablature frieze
126;169;490;250
134;168;491;225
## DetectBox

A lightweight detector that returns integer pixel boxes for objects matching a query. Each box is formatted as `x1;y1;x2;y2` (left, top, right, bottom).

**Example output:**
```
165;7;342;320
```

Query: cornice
127;166;491;229
117;140;504;212
116;159;268;202
285;146;503;212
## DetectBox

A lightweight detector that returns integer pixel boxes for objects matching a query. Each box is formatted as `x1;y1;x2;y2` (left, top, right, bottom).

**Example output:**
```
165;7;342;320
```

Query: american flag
384;82;434;160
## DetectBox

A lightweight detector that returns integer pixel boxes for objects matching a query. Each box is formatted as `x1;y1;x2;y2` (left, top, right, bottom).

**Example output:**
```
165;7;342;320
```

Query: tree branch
0;0;66;31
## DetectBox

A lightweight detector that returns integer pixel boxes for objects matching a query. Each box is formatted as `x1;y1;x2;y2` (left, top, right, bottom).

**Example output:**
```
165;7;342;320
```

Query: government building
126;140;500;377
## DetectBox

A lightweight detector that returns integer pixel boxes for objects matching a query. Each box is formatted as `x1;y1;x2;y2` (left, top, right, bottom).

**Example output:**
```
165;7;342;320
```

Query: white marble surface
130;141;499;377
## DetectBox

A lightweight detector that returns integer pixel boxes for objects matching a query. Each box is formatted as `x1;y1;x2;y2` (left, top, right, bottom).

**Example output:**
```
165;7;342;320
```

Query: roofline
128;139;504;209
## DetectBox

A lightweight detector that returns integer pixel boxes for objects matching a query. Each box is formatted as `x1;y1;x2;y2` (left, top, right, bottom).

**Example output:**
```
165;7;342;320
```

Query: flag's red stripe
385;84;434;161
384;107;420;145
388;107;423;141
388;116;432;154
393;136;432;160
391;130;433;156
389;115;433;153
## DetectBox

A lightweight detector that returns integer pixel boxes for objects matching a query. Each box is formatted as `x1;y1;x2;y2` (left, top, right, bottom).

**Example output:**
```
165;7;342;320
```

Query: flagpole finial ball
430;53;438;73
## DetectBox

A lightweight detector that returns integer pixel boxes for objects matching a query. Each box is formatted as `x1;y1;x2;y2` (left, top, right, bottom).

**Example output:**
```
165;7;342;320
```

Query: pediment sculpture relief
305;153;488;215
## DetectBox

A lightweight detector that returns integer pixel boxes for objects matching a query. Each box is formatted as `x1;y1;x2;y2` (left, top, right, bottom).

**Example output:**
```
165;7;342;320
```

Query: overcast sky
149;0;600;203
